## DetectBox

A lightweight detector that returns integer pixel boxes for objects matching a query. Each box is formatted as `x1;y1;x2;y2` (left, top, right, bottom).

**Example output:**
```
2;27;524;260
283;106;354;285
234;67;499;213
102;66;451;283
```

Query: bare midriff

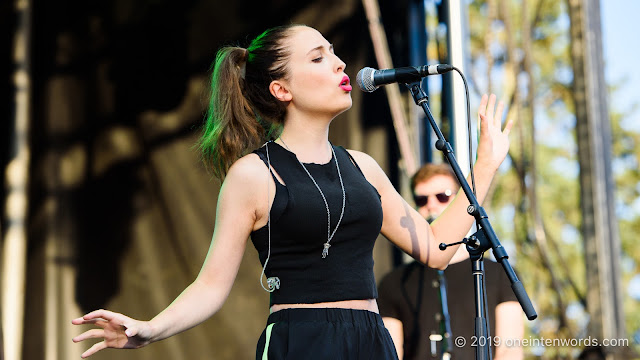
270;298;379;314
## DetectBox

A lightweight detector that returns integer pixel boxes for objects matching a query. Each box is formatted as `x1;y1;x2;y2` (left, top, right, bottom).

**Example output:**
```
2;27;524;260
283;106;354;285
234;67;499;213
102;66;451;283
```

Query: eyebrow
307;44;334;55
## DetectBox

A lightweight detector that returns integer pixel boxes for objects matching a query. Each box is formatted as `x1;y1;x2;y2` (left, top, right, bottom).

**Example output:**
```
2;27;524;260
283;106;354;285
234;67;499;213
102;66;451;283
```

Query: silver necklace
279;138;346;258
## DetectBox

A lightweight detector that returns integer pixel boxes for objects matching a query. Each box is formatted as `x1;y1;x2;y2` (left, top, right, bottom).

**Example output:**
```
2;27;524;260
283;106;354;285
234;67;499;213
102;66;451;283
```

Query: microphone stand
405;82;537;360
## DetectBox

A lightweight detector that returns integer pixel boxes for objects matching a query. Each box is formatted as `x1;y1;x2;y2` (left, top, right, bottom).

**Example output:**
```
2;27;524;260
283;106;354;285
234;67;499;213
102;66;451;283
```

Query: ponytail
198;24;301;179
199;47;265;179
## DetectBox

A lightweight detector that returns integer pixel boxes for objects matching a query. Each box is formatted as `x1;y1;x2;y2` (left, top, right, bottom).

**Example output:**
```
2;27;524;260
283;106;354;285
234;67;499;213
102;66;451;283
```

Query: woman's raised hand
72;309;153;358
476;93;514;171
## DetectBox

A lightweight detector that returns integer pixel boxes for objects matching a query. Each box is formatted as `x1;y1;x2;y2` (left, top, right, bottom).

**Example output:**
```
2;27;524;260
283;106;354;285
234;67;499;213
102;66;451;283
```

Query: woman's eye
312;57;323;63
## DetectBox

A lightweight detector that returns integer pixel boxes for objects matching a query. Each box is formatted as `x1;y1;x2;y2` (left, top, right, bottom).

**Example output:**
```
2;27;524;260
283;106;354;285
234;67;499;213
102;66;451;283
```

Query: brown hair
410;163;458;194
198;24;303;179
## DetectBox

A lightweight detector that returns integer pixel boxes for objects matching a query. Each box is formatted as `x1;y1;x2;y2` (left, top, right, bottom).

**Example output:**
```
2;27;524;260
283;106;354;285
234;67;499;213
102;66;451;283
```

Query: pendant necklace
279;137;346;258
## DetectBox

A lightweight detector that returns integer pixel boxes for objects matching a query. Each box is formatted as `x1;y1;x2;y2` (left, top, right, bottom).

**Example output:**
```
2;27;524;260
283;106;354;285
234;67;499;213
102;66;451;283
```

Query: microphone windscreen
356;67;377;92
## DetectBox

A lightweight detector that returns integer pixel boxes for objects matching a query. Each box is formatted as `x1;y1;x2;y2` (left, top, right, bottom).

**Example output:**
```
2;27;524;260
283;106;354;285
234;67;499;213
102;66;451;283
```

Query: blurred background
1;0;638;359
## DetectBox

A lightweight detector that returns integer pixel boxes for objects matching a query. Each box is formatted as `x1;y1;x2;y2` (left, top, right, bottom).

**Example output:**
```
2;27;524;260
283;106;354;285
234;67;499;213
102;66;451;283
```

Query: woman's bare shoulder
223;152;269;188
345;149;382;173
344;149;388;188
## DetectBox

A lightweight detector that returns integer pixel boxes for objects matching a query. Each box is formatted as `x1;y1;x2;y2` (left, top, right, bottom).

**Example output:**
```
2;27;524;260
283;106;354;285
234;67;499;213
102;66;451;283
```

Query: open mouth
339;75;352;92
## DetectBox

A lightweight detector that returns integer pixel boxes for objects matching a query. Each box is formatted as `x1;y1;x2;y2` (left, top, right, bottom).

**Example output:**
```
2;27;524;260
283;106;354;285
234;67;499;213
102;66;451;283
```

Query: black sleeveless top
251;141;383;306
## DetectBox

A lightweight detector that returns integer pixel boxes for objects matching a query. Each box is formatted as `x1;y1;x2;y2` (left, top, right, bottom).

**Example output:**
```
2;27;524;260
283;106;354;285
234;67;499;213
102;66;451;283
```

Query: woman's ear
269;80;293;102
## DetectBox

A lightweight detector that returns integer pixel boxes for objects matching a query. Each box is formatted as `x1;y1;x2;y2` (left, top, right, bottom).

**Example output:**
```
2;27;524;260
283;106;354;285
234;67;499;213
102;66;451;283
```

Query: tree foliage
463;0;640;357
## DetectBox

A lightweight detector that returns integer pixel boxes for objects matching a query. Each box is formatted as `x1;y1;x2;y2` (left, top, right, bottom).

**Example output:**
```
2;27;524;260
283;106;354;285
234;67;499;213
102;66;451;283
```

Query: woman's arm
349;94;512;269
72;154;268;358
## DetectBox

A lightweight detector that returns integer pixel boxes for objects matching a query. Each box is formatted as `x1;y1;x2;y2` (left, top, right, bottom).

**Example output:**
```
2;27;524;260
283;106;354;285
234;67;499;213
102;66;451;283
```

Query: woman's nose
336;56;346;72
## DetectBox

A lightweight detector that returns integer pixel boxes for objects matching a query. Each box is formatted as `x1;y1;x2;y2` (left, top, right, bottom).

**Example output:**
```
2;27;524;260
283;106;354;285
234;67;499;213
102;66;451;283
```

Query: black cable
452;67;478;212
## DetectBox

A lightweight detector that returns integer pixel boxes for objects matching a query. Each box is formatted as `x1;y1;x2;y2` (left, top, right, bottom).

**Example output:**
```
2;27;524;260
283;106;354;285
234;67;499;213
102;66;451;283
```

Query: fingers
478;93;510;129
72;318;108;327
494;99;505;127
478;94;488;119
73;329;105;343
485;94;496;123
124;325;138;337
82;341;107;359
73;309;131;328
503;119;514;136
479;111;489;134
81;309;118;322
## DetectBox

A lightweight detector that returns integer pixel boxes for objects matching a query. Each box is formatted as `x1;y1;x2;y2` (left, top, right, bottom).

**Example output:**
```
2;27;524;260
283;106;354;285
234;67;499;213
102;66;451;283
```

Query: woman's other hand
72;309;153;358
476;93;514;171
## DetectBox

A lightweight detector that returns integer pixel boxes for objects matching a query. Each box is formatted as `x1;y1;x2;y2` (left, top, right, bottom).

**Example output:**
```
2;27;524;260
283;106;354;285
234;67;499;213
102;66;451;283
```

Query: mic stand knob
439;235;480;252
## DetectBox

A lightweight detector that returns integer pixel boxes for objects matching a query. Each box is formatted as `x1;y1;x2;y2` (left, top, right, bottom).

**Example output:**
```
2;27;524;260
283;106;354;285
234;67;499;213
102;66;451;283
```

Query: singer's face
277;26;352;117
414;174;459;220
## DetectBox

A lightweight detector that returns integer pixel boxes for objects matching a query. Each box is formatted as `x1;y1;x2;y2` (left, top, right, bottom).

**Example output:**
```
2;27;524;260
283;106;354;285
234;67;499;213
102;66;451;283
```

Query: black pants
256;308;399;360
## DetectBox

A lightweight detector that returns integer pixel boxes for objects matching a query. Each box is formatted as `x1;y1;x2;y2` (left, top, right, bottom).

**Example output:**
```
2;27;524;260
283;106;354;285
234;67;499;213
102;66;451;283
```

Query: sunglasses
413;189;453;207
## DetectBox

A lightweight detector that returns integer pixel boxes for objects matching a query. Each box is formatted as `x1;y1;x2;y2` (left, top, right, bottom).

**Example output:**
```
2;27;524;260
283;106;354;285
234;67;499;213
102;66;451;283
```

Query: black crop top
250;141;383;306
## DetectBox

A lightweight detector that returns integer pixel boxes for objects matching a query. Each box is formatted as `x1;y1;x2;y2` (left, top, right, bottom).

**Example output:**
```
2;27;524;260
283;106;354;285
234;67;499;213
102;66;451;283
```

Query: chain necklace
279;137;346;258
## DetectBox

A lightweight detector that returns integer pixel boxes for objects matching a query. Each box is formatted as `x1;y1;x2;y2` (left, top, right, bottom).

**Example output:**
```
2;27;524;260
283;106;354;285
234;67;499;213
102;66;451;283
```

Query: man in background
378;163;524;359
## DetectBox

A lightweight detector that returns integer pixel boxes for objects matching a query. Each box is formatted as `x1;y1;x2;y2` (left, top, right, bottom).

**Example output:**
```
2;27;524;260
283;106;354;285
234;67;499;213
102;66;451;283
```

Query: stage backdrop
19;0;412;359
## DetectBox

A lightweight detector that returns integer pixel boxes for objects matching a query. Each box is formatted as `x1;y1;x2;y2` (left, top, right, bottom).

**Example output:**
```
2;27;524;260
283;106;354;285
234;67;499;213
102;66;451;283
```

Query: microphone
356;64;454;92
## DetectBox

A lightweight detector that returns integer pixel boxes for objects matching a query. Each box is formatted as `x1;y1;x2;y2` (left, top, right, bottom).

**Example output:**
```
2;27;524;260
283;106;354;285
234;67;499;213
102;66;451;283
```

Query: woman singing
72;24;512;359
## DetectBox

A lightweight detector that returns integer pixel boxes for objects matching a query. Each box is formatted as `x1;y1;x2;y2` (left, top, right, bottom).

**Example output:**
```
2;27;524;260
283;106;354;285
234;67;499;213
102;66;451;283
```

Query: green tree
464;0;639;357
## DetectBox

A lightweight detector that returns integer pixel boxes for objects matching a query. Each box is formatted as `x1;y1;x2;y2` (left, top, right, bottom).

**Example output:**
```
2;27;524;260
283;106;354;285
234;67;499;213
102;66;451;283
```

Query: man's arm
493;301;524;360
382;317;404;359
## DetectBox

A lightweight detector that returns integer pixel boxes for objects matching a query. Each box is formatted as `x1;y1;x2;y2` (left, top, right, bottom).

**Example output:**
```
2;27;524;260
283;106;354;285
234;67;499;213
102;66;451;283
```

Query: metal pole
408;0;428;165
442;0;472;173
362;0;418;176
567;0;626;357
